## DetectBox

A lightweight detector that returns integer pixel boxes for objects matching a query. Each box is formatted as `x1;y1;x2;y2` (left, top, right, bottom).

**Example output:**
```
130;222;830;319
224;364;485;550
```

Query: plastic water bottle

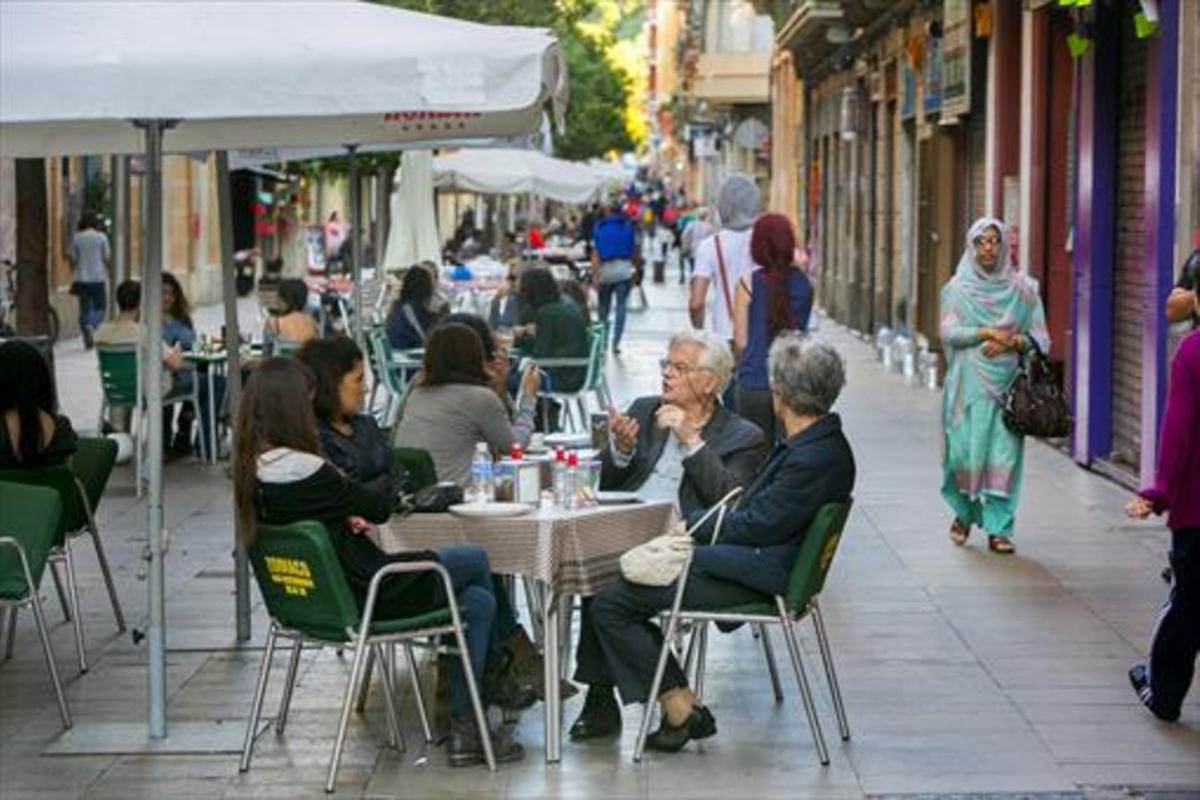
471;442;494;503
552;447;567;507
565;451;580;510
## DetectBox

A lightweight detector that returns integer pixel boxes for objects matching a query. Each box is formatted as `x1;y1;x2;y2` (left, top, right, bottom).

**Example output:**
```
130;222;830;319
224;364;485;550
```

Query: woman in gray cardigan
570;330;767;740
393;322;541;486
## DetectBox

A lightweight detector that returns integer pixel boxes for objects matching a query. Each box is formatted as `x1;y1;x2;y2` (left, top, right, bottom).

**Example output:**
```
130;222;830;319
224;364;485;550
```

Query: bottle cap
567;452;579;467
510;443;523;460
554;447;565;462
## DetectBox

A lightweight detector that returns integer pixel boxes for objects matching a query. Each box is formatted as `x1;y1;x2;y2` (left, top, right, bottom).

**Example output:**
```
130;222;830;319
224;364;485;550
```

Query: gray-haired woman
579;334;856;752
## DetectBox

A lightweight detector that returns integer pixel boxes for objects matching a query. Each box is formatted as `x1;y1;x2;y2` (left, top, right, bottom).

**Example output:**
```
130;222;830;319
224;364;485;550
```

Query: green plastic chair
97;344;203;492
0;438;126;674
366;328;409;427
535;322;611;433
239;520;496;793
0;481;71;728
633;500;854;766
392;447;437;493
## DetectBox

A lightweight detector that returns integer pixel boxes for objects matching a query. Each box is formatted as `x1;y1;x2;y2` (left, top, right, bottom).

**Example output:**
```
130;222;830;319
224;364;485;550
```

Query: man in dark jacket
582;334;855;752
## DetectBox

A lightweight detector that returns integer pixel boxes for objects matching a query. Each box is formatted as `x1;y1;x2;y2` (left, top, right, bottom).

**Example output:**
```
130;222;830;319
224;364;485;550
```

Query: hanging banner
941;0;972;117
922;35;943;114
900;58;917;121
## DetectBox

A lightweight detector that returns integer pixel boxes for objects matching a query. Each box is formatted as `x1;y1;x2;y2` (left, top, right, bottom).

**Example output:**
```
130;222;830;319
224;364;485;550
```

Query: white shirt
692;228;754;341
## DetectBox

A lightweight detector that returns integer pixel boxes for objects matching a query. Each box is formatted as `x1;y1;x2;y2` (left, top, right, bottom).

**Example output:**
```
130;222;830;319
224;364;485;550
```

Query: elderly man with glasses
568;330;768;740
574;334;855;752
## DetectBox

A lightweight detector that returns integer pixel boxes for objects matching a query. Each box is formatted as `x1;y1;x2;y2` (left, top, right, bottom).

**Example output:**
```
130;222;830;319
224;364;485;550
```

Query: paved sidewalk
1;283;1197;798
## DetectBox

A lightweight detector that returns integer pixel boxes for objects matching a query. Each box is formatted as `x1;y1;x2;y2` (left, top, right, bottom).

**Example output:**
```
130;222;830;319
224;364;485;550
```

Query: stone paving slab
1;284;1197;798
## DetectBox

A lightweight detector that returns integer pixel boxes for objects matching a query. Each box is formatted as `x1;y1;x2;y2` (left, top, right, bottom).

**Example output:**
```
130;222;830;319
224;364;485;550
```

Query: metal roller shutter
1110;19;1148;473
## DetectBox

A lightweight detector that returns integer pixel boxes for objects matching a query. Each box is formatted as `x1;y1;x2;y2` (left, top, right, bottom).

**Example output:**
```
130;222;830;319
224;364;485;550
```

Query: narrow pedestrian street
1;281;1196;798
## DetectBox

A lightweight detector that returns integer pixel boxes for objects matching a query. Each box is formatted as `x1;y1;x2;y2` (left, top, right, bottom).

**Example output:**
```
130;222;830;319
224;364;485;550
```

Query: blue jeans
596;280;632;351
436;545;520;718
76;281;106;334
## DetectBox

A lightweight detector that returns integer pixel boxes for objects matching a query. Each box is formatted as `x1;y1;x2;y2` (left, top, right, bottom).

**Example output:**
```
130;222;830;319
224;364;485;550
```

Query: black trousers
574;571;770;705
1149;528;1200;716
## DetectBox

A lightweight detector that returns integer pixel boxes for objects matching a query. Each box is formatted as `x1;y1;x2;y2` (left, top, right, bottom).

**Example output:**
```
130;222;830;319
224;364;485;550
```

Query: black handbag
1001;338;1073;438
409;481;464;513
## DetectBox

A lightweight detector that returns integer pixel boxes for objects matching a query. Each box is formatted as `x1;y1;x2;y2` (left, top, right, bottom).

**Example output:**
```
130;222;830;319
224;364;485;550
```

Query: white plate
543;432;592;448
595;491;643;505
448;502;535;519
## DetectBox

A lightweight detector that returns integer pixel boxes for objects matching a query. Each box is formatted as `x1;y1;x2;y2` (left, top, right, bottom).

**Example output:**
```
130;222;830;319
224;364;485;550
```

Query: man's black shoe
447;717;525;767
1129;664;1180;722
644;704;716;753
568;688;621;740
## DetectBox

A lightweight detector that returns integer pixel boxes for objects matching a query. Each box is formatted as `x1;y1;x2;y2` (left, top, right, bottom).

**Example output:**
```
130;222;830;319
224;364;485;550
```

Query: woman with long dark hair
386;265;441;350
161;271;199;455
732;213;813;441
0;340;77;468
233;357;526;766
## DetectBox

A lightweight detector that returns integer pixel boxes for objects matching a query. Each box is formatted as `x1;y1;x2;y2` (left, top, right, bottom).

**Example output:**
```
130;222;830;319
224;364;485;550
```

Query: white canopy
0;1;567;157
433;147;607;204
383;151;441;270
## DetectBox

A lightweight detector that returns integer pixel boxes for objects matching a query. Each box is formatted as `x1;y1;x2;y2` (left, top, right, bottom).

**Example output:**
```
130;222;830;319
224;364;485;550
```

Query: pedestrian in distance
939;217;1049;555
590;199;638;355
68;212;110;349
1125;288;1200;724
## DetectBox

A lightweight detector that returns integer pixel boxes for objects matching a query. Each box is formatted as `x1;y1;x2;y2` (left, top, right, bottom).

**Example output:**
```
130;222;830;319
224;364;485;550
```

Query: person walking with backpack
591;200;638;355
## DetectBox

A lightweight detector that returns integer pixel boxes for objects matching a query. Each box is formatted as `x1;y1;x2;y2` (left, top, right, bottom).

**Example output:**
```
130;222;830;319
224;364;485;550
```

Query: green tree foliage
379;0;633;160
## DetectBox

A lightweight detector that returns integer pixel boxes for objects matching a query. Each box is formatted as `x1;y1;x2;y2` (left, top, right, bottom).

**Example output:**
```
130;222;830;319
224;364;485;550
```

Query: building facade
771;0;1198;488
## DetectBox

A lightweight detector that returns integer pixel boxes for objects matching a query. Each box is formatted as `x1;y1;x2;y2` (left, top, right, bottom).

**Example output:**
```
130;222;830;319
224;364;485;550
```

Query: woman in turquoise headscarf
940;217;1049;554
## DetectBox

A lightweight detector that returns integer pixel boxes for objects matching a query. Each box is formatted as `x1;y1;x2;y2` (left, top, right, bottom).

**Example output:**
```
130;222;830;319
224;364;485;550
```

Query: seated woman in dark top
513;267;589;393
0;340;77;469
386;264;441;350
232;358;526;767
297;336;404;500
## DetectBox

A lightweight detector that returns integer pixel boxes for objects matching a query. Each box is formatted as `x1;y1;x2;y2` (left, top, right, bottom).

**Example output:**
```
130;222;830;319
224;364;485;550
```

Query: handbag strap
714;234;734;320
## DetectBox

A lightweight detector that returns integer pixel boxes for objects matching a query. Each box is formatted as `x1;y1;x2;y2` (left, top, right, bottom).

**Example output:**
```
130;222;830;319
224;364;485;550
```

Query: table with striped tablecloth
374;499;675;596
373;499;676;764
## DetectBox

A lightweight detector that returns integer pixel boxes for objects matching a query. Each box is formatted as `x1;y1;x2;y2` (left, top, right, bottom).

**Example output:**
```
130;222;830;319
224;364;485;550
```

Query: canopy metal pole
346;144;363;342
135;118;170;739
110;155;131;312
215;151;250;642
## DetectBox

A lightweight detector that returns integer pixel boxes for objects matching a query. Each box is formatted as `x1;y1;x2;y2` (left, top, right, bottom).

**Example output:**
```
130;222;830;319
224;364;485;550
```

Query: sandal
987;535;1015;555
949;519;970;546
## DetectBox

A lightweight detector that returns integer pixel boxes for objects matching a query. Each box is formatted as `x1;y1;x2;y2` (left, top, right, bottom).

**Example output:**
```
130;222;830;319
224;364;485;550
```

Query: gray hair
716;173;760;231
669;329;734;393
768;334;846;416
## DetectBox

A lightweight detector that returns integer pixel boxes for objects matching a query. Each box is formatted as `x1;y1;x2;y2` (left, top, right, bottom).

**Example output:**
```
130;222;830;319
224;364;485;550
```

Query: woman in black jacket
233;358;524;767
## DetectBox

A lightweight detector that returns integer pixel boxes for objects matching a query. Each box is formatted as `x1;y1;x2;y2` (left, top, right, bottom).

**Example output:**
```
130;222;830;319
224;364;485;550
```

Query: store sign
942;0;972;117
922;35;943;114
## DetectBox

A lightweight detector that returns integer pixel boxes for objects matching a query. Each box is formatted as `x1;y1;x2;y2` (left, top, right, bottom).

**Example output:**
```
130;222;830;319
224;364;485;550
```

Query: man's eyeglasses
659;358;708;376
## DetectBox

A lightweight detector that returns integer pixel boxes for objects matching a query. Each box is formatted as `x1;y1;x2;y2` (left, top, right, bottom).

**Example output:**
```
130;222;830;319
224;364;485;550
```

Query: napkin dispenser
494;459;541;504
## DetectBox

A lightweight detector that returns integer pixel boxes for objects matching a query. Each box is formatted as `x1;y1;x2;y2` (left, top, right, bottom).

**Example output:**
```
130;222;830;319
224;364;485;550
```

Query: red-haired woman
732;213;814;442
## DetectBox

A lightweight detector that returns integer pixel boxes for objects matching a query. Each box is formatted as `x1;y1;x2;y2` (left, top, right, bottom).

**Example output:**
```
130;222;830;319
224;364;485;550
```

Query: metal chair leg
354;645;375;713
29;595;72;729
757;623;784;705
60;544;88;673
326;631;373;793
374;644;404;752
777;601;829;765
239;624;278;772
3;606;16;660
275;638;303;735
693;623;709;704
404;643;433;744
811;601;850;740
454;621;496;771
88;521;127;631
48;558;71;622
632;614;683;763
